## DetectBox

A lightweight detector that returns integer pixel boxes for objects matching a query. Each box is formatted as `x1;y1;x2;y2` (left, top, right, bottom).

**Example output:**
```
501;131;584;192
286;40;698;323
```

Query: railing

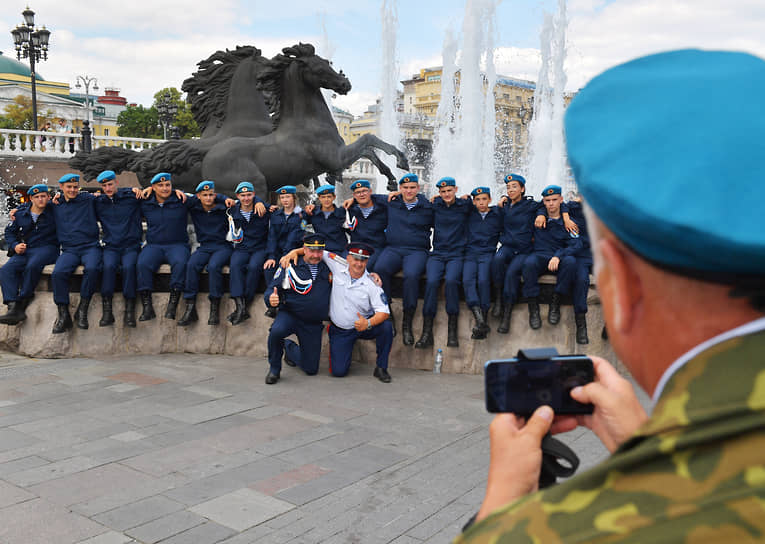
0;128;166;159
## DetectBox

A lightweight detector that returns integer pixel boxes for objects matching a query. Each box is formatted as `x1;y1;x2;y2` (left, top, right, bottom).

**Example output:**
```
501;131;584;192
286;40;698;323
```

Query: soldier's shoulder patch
300;219;307;231
381;292;389;304
274;268;282;279
570;231;580;238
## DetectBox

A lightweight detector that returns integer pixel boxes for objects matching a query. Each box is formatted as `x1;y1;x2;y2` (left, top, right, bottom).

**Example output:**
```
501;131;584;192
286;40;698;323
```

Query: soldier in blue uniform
227;182;269;325
136;172;190;322
462;187;503;340
520;185;583;336
416;177;472;349
49;173;102;333
264;233;331;384
343;179;389;272
94;170;143;328
177;181;238;327
0;184;59;325
263;185;305;318
374;173;434;345
303;184;348;254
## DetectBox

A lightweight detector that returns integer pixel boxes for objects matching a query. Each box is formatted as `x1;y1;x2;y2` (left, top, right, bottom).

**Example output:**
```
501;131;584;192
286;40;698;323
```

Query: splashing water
377;0;403;193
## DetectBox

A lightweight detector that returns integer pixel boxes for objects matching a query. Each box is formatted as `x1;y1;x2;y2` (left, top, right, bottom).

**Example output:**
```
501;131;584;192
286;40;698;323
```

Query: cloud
333;91;377;117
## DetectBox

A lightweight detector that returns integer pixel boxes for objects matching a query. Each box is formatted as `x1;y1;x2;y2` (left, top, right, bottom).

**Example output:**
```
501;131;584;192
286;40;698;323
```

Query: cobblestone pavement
0;350;631;544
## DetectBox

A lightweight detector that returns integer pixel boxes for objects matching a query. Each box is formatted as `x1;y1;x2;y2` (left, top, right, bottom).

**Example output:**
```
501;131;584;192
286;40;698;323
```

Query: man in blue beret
457;49;765;543
263;233;331;384
374;173;434;345
0;184;58;325
94;170;144;327
303;184;348;254
415;176;472;349
342;179;389;272
227;181;269;325
49;173;102;332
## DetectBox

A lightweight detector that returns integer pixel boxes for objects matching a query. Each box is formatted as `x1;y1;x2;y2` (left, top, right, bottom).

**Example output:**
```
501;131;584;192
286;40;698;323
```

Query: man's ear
596;238;642;334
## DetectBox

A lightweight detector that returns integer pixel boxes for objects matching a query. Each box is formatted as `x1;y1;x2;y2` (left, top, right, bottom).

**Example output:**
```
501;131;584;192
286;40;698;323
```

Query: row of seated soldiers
0;170;591;344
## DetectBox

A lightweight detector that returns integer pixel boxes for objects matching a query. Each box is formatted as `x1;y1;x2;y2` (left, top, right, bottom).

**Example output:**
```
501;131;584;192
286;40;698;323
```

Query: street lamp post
75;75;99;126
156;91;178;140
10;7;51;132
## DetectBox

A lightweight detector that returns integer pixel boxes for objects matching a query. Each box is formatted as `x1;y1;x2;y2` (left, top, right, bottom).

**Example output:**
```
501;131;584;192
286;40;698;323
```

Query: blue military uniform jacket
5;203;58;251
348;194;388;250
531;217;582;258
264;257;331;323
305;206;348;254
385;194;434;251
230;202;269;252
266;208;305;261
52;192;99;249
497;196;544;255
185;195;230;248
95;188;142;250
431;196;472;256
140;192;189;246
465;207;503;257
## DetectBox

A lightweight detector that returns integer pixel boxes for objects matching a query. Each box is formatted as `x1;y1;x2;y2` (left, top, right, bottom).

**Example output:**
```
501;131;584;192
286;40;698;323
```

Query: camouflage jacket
457;326;765;543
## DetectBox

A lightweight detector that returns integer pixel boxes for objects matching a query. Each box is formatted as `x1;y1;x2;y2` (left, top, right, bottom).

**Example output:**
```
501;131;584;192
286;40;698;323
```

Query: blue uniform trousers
267;311;323;376
374;247;428;311
328;322;393;377
137;244;190;292
573;257;592;314
521;254;578;300
463;253;493;310
491;245;520;286
365;248;383;273
0;245;59;303
423;254;463;316
502;253;529;305
183;245;233;300
51;246;102;305
101;247;139;299
229;249;267;301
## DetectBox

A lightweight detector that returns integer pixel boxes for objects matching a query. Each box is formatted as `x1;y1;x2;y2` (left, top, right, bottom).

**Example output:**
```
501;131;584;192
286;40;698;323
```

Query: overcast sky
3;0;765;116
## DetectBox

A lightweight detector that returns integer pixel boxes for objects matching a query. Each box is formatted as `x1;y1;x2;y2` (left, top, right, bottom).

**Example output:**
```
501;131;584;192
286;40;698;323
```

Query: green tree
2;95;52;129
152;87;200;139
116;104;160;138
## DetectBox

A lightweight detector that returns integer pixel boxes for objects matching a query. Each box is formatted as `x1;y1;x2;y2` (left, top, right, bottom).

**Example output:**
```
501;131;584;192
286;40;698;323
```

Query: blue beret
196;180;215;193
347;242;374;259
303;233;325;248
541;185;562;197
96;170;116;183
350;179;371;191
316;184;335;195
398;173;419;185
235;182;254;194
58;173;80;184
276;185;296;195
471;186;490;197
27;184;48;196
565;49;765;275
151;172;171;185
504;173;526;186
436;177;455;188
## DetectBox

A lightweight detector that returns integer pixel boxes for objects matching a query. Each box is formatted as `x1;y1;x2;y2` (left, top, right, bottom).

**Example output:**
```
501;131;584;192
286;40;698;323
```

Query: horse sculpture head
281;43;352;96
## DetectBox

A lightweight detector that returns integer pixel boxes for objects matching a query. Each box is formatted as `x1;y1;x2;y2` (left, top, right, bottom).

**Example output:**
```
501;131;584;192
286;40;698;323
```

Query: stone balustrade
0;260;617;374
0;128;165;160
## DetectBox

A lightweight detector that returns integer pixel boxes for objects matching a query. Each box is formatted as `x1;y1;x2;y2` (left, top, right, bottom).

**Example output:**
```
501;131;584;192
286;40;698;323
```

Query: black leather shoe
528;298;542;330
575;313;589;345
265;372;280;385
165;289;181;319
99;296;114;327
139;291;156;322
124;298;137;328
548;293;561;325
264;306;277;319
373;367;391;383
177;300;198;326
283;352;297;367
75;297;91;330
52;304;73;334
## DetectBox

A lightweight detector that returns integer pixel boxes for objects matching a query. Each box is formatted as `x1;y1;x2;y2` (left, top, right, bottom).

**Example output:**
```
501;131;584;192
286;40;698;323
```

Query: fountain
377;0;403;194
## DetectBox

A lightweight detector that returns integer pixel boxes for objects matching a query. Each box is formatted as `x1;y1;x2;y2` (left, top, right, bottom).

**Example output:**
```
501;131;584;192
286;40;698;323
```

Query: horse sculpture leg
328;134;410;191
360;150;398;191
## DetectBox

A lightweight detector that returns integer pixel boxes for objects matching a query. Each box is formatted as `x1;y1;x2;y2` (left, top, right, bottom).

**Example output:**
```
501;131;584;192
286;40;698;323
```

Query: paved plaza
0;350;629;544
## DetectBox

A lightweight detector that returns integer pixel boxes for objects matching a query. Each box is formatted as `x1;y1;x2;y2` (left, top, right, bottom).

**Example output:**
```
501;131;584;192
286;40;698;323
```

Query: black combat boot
177;298;198;326
470;306;488;340
548;292;562;325
447;314;459;347
99;296;114;327
497;303;513;334
575;313;589;344
0;301;26;325
74;297;91;329
165;289;181;319
52;304;73;334
491;284;504;318
208;297;221;326
124;298;136;328
414;315;434;349
228;296;247;325
139;291;155;321
401;309;415;346
528;297;542;330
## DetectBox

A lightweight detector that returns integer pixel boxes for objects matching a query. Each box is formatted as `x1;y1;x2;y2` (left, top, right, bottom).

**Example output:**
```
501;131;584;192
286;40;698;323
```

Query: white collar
651;315;765;410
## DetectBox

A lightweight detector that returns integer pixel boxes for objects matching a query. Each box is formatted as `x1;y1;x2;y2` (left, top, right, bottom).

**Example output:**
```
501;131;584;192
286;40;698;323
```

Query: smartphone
485;356;595;415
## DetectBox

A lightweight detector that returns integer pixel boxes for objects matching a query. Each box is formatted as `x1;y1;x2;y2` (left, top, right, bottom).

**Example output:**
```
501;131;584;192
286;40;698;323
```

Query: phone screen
485;356;595;415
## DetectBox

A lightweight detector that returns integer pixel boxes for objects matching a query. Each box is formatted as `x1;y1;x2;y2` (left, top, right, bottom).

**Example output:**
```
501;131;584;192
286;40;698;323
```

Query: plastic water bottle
434;349;443;374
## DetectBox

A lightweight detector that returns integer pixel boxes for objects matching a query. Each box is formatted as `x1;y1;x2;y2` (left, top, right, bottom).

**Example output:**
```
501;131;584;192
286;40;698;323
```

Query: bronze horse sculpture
70;44;408;194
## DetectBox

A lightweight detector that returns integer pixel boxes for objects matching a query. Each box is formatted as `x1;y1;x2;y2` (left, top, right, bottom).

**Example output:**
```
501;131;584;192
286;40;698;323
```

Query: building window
426;75;441;82
103;128;109;136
